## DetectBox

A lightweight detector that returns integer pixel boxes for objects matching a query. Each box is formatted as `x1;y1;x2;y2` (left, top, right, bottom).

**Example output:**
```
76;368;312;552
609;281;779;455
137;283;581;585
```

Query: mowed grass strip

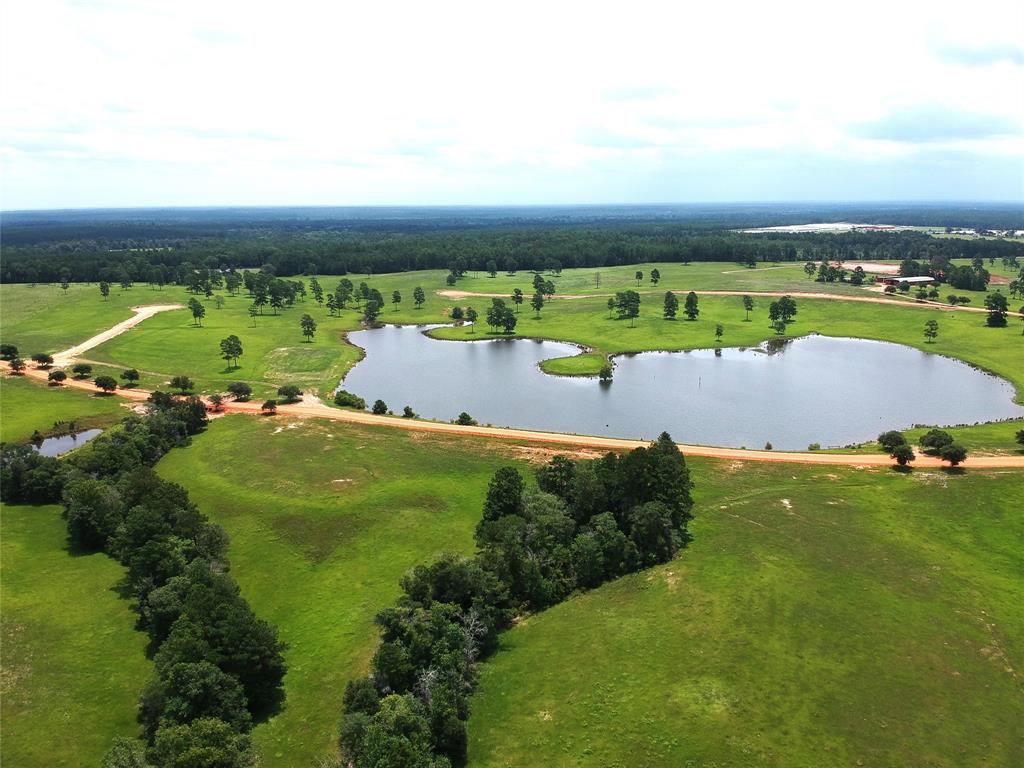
1;504;151;767
155;415;532;767
0;374;128;443
467;460;1024;768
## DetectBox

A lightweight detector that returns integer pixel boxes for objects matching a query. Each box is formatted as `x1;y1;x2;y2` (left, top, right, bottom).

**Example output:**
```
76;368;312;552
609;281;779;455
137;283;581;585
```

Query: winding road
6;302;1023;469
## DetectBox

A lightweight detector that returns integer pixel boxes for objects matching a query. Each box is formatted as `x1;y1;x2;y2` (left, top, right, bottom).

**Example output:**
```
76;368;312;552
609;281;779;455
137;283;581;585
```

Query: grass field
1;504;152;766
0;374;127;443
468;460;1024;768
155;415;530;766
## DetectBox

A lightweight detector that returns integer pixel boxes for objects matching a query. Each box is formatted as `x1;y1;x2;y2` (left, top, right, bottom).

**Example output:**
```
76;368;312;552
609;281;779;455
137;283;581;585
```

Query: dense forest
2;205;1023;284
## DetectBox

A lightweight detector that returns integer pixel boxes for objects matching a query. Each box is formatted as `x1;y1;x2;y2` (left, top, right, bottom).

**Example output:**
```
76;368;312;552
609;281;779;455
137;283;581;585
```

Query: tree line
3;224;1022;284
0;396;286;768
336;433;694;767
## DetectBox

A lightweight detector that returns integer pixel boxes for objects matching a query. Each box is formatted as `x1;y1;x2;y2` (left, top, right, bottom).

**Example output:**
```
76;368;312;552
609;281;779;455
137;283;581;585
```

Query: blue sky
1;0;1022;209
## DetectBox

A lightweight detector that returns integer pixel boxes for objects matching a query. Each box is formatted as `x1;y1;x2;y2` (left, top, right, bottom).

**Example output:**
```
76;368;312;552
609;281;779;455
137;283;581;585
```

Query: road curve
6;361;1023;469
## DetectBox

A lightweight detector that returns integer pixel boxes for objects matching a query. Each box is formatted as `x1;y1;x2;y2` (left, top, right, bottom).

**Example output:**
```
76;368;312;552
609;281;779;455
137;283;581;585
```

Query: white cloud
1;0;1022;208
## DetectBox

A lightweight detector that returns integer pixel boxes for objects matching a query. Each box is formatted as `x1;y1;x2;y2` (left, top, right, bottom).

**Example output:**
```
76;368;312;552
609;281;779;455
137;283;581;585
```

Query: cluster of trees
878;429;968;466
898;257;995;291
0;397;287;768
336;433;693;767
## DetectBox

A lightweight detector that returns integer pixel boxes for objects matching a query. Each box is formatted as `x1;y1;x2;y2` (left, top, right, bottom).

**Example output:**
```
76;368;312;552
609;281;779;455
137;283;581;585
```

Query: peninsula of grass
0;374;127;443
1;504;152;767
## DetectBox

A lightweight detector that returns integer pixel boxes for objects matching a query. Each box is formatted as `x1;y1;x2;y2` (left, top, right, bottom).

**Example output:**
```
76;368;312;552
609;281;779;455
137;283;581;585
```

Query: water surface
343;326;1023;450
32;428;103;457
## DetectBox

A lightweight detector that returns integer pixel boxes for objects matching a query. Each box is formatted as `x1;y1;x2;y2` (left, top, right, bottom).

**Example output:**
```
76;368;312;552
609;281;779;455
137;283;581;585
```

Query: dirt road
53;304;184;366
437;289;991;314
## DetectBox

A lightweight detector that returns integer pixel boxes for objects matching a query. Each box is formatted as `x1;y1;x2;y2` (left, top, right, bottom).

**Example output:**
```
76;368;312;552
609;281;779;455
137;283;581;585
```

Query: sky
1;0;1022;210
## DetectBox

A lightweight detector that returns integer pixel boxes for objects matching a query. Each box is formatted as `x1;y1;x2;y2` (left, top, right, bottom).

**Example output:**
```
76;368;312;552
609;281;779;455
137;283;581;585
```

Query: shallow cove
342;326;1024;450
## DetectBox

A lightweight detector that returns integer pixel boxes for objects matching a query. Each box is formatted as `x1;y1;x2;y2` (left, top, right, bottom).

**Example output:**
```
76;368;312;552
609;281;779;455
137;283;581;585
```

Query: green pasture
0;374;127;443
1;504;152;766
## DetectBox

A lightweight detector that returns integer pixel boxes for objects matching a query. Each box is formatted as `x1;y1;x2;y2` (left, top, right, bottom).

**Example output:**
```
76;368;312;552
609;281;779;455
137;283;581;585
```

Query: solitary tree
277;385;302;403
227;382;252;401
455;411;477;425
939;443;968;466
261;400;277;415
391;290;402;312
742;295;754;321
48;369;67;385
187;298;206;327
635;270;643;286
599;363;613;383
413;286;425;309
684;291;699;321
451;306;465;321
94;375;117;394
607;297;615;318
919;429;953;454
207;393;224;412
402;406;415;418
715;324;724;342
169;375;194;393
8;358;26;374
512;288;524;313
804;262;816;278
923;319;939;343
121;368;140;386
248;303;259;326
309;277;324;305
663;291;678;319
486;260;498;278
214;295;225;310
650;268;660;284
531;292;544;318
465;306;478;332
985;291;1009;327
219;335;243;368
300;314;317;341
99;281;110;301
372;399;388;415
32;353;54;369
878;431;907;453
0;344;17;360
891;444;916;466
72;363;93;379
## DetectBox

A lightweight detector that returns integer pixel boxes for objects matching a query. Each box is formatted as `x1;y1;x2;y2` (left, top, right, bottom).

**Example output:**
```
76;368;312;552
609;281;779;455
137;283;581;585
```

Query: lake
342;326;1024;450
31;428;103;457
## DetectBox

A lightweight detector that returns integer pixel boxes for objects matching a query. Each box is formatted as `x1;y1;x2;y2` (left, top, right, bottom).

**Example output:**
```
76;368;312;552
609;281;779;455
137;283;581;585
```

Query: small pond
31;428;103;457
342;325;1024;450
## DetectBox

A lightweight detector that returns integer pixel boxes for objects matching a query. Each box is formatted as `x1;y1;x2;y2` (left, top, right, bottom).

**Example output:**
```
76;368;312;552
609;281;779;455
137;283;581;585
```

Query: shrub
277;385;302;403
878;430;907;453
48;369;67;385
371;399;388;415
402;406;415;418
334;390;367;410
455;412;478;426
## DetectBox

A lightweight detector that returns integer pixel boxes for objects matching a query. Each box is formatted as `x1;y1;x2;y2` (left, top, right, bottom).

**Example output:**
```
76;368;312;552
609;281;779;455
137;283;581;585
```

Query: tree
891;444;915;466
615;291;641;327
635;270;643;286
742;295;754;321
772;319;787;335
450;306;464;321
32;353;54;369
145;661;252;734
48;369;67;385
482;466;523;521
0;344;17;360
878;431;907;453
72;363;93;378
804;261;816;278
607;297;615;318
465;306;478;332
300;313;317;341
219;336;243;368
455;412;477;425
511;288;524;313
663;291;678;319
363;300;382;324
486;260;498;277
187;297;206;327
715;324;724;342
372;399;388;415
227;382;252;401
309;276;323;305
169;375;194;393
683;291;699;321
149;718;256;768
599;363;613;383
650;268;660;284
413;286;425;309
919;429;953;454
392;290;402;311
261;400;277;414
214;295;225;310
94;375;118;394
1015;429;1024;448
208;393;224;412
923;319;939;343
985;291;1008;327
119;368;140;387
277;385;302;403
334;390;366;409
531;292;544;318
939;443;968;466
8;358;25;374
100;281;110;300
247;303;259;326
101;738;149;768
402;406;415;418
